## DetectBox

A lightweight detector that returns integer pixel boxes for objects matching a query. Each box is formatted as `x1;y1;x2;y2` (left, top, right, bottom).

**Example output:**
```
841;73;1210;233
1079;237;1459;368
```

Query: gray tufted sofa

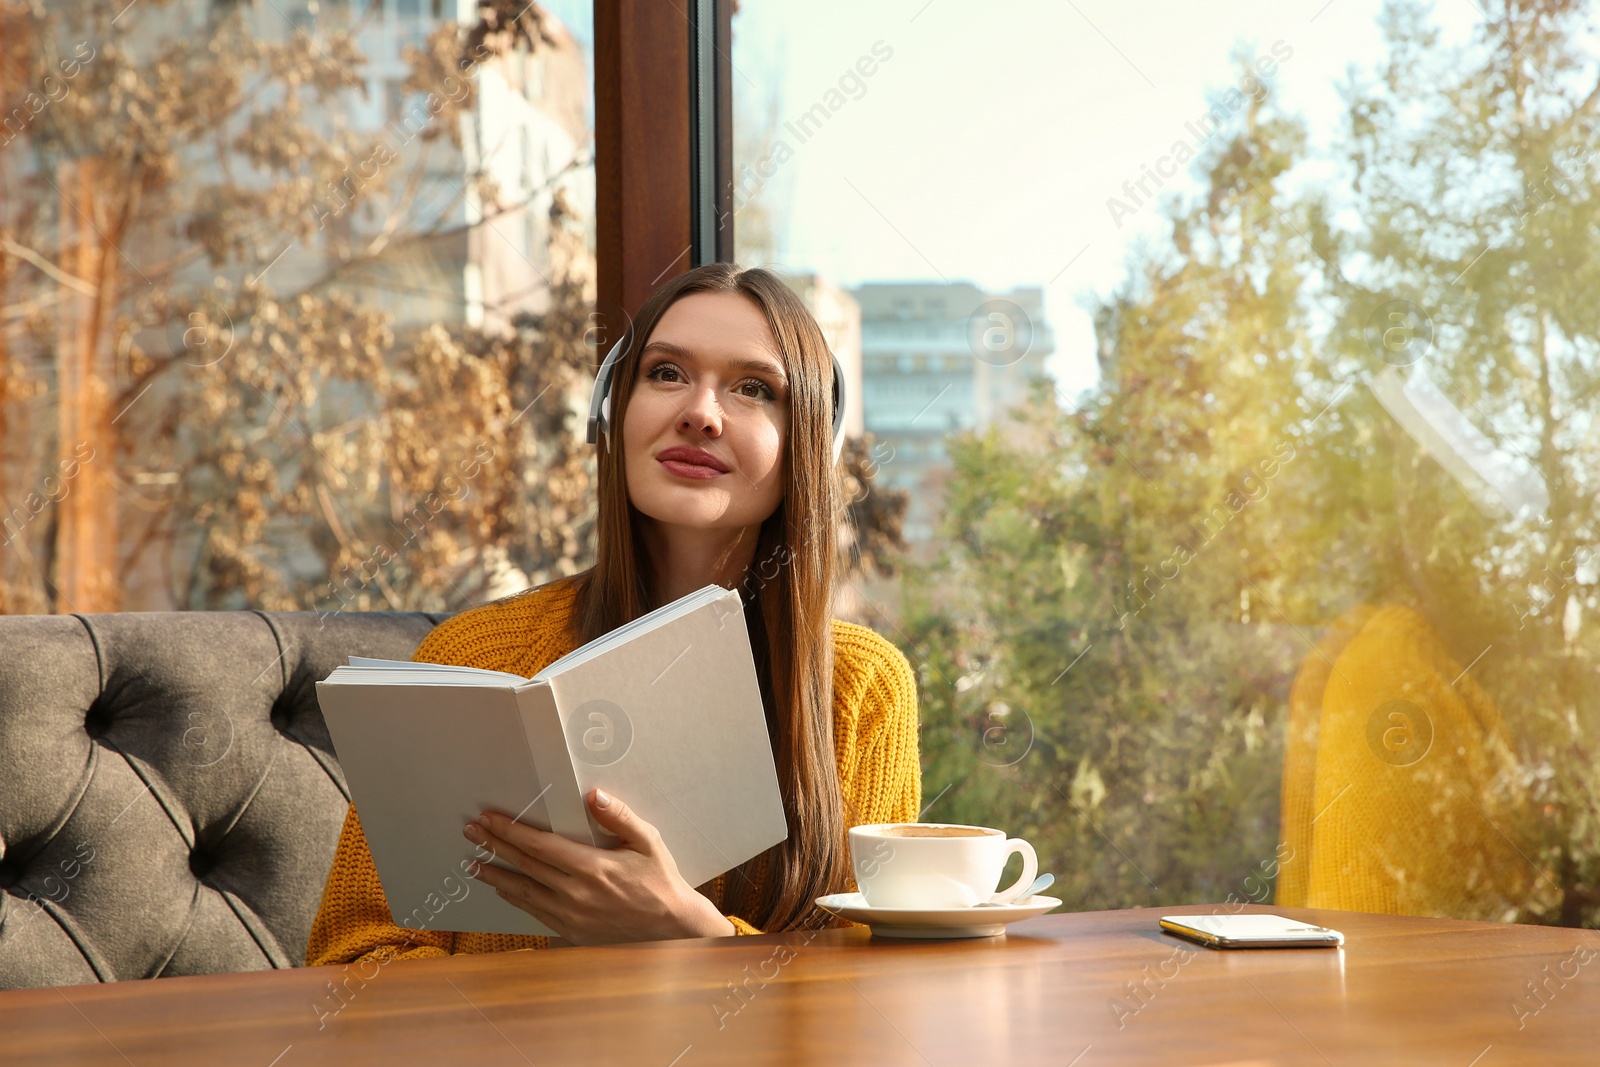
0;609;446;989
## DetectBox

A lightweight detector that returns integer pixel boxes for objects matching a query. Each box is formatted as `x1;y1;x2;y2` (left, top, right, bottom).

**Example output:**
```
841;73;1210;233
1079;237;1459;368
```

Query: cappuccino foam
875;825;991;838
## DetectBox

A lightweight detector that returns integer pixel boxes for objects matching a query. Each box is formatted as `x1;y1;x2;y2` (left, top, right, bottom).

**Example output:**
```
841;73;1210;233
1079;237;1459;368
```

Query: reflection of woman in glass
1273;368;1568;923
308;264;920;964
1276;600;1537;919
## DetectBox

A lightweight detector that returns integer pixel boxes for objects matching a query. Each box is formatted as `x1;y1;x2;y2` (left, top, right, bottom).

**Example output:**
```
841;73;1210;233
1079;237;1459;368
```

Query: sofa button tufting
188;849;217;880
1;609;441;985
269;693;295;735
83;697;116;739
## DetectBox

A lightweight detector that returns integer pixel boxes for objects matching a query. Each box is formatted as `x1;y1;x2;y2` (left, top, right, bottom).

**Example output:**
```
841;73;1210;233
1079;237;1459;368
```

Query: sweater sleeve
832;622;923;831
877;642;923;826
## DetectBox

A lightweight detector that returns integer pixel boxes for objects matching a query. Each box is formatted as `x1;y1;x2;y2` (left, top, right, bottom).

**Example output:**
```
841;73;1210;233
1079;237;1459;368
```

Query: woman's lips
658;458;726;480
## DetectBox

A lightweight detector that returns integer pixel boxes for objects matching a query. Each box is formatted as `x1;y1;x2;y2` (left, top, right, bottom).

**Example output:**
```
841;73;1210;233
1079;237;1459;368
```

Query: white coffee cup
849;823;1039;909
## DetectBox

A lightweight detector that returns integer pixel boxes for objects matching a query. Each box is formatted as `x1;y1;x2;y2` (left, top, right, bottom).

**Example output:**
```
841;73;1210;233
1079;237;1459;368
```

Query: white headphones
585;326;848;464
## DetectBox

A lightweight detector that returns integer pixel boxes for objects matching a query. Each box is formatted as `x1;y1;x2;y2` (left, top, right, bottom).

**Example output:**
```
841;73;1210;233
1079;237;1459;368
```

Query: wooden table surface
3;904;1597;1066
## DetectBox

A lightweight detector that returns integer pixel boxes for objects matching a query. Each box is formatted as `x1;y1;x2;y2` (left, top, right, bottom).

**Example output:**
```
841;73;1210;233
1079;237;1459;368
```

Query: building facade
781;273;864;441
855;282;1053;544
278;0;593;334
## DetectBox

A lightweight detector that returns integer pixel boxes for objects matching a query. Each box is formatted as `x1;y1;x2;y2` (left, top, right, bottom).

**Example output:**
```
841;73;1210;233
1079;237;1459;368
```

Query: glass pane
735;0;1599;927
1;0;596;615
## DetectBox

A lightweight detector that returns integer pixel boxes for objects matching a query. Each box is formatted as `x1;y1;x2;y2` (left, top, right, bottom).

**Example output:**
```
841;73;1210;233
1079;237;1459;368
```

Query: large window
5;0;1594;932
734;0;1600;927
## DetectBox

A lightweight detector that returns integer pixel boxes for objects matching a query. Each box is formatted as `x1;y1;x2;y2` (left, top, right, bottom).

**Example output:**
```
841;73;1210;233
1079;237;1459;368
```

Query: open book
315;584;788;936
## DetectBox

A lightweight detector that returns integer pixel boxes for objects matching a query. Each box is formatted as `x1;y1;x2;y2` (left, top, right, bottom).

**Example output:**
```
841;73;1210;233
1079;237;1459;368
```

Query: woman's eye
645;363;773;400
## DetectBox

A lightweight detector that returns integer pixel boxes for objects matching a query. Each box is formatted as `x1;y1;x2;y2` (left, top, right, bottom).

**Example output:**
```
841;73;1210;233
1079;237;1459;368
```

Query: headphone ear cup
830;352;846;465
588;328;629;449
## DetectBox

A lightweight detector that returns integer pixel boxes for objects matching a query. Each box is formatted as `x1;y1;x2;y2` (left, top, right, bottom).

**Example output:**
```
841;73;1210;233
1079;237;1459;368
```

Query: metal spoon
979;872;1055;906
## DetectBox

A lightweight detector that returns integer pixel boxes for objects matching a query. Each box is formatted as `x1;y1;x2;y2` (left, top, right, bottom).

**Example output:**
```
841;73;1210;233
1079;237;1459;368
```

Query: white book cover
315;584;787;936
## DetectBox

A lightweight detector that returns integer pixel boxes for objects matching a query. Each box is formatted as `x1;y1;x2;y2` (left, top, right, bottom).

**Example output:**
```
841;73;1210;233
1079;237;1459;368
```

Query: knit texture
1275;604;1536;920
306;579;921;966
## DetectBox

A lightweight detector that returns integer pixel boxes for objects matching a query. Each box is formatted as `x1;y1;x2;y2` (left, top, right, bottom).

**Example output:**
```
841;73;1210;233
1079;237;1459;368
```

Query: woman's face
622;290;789;533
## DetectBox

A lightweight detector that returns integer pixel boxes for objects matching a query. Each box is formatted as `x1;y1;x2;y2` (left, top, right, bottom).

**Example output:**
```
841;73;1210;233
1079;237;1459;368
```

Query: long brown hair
568;263;849;930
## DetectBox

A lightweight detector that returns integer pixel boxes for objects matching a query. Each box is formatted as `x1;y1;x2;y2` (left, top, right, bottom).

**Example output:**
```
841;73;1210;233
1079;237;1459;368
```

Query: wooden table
4;905;1597;1065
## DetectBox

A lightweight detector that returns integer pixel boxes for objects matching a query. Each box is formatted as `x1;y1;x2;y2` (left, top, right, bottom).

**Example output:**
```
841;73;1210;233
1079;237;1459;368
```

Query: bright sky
544;0;1483;395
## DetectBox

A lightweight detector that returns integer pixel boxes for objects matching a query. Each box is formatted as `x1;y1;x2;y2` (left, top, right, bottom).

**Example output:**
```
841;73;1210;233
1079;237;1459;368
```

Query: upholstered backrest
0;610;445;989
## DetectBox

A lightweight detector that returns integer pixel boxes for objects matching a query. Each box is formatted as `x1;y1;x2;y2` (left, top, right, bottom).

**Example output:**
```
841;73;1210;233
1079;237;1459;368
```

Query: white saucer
815;893;1062;939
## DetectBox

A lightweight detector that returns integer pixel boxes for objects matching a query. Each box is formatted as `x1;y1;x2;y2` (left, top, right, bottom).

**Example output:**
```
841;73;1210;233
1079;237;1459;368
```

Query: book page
346;657;532;683
327;668;531;687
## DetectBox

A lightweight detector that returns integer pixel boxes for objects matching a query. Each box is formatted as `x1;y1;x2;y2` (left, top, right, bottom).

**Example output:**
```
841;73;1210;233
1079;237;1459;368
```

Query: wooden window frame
594;0;732;331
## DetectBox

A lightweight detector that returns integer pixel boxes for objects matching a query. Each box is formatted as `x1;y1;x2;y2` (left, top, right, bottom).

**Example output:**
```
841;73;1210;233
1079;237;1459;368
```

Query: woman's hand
463;788;736;945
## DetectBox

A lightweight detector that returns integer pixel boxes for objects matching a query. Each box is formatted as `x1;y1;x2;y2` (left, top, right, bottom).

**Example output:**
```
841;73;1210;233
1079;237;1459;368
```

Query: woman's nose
678;386;724;439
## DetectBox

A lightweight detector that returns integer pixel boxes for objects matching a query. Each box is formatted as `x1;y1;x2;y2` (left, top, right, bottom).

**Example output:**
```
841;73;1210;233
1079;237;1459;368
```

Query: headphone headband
586;326;848;464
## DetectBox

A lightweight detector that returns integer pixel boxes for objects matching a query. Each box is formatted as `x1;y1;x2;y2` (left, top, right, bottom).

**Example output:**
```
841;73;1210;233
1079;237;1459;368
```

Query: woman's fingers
473;811;601;876
460;792;731;945
465;819;574;888
467;854;566;935
585;788;662;856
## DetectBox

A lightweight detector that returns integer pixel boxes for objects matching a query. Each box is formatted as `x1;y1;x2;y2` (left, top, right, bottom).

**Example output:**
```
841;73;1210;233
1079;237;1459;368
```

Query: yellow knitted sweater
306;578;921;966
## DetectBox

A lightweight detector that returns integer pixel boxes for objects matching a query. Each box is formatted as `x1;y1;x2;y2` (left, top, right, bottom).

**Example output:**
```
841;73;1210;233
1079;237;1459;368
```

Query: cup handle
989;839;1038;905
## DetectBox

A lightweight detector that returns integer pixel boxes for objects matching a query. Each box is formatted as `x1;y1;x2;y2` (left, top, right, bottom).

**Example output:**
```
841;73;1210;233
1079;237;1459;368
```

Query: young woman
307;263;921;964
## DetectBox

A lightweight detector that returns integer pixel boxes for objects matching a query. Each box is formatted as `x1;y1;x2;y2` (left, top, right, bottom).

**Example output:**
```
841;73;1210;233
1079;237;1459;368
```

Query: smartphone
1158;914;1344;949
